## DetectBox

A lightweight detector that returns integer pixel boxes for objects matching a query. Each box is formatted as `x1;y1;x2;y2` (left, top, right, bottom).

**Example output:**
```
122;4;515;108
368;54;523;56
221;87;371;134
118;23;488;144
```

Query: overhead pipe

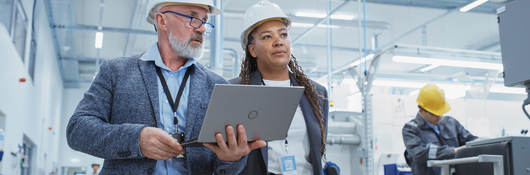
363;0;503;14
326;0;334;100
327;134;361;145
53;24;157;35
318;8;458;80
122;0;142;56
44;0;65;80
394;43;501;57
328;121;359;134
51;26;375;53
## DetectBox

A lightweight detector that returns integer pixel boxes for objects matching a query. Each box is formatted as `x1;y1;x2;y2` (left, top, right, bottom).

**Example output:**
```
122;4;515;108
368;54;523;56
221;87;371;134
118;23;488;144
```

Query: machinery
326;111;363;175
455;136;530;175
425;3;530;174
498;0;530;119
427;137;530;175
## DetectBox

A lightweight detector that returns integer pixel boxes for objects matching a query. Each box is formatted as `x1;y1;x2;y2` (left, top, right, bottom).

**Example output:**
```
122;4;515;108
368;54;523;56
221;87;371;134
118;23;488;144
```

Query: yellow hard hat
417;83;451;116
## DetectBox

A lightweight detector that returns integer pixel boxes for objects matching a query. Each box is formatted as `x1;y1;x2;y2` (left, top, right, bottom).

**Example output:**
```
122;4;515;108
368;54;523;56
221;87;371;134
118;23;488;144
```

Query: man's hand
204;124;266;162
454;145;466;153
139;127;185;160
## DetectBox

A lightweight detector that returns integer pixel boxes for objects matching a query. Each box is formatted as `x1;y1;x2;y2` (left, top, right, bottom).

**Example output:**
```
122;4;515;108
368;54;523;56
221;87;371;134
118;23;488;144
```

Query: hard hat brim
146;2;221;24
240;17;291;50
421;101;451;116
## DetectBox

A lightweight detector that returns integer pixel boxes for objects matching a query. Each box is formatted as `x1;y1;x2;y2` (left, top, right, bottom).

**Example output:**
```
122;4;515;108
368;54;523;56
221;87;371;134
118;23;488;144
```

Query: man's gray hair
153;5;163;32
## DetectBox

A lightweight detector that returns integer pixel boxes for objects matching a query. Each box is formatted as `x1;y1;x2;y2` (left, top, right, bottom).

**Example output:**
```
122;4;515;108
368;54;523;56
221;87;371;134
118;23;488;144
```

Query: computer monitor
455;136;530;175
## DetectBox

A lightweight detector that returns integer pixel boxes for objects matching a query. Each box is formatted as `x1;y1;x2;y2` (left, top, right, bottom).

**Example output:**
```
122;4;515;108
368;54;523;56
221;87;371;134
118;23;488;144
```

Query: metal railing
427;154;504;175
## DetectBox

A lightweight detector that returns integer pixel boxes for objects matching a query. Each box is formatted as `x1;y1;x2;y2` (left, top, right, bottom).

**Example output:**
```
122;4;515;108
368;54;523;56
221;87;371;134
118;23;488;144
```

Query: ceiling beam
365;0;507;14
44;0;65;81
53;24;156;35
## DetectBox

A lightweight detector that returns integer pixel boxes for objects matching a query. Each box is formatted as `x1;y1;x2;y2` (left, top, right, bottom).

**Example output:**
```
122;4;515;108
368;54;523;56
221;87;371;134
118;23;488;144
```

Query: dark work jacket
229;71;329;175
402;113;478;175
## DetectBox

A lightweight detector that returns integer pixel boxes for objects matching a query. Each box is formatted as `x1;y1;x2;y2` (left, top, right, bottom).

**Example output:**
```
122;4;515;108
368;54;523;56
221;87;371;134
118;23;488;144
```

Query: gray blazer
402;113;477;175
67;56;246;175
229;71;329;175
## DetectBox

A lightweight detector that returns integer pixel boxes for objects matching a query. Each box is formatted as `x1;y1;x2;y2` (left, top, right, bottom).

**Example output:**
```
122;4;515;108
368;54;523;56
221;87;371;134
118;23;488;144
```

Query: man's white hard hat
240;0;291;50
146;0;221;24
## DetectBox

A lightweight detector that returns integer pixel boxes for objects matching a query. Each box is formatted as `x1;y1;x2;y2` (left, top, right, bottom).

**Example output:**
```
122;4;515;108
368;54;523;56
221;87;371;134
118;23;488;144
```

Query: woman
230;1;329;174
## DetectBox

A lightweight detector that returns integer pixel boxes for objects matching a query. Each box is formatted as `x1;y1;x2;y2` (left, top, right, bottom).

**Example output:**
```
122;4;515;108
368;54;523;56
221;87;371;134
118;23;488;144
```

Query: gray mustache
189;33;203;43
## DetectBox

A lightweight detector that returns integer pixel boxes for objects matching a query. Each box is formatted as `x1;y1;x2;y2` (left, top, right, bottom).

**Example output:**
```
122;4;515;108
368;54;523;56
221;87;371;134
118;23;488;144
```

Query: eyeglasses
161;10;215;33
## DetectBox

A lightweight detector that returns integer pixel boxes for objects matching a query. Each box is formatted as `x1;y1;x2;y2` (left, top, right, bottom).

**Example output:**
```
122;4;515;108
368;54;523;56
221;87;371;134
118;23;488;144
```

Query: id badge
281;155;297;175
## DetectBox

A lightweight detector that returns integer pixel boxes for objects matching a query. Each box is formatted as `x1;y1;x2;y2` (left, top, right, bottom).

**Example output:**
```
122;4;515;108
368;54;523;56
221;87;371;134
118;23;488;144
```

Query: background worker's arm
402;123;456;163
453;118;479;146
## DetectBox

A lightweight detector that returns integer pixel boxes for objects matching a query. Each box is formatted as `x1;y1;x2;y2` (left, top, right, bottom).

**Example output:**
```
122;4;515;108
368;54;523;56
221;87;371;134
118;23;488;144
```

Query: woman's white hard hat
240;0;291;50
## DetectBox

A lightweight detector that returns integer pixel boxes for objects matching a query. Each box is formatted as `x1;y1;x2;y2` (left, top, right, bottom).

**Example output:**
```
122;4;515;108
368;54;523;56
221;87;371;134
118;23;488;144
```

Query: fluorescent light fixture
294;11;356;20
291;22;314;28
70;158;80;163
489;84;525;94
392;55;503;71
291;22;340;29
95;32;104;49
419;65;440;72
373;79;468;99
331;14;356;20
460;0;488;13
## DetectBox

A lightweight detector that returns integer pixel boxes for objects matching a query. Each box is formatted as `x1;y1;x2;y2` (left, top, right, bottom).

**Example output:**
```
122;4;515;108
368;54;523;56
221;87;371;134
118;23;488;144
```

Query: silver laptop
190;84;304;144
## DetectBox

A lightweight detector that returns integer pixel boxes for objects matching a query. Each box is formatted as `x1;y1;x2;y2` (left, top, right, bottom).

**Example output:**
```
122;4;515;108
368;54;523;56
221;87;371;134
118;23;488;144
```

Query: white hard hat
241;0;291;50
146;0;221;24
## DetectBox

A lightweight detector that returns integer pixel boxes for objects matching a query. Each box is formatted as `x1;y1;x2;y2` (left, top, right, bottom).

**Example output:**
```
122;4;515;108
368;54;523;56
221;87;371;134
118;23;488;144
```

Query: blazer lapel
249;71;263;85
185;65;209;140
292;74;323;174
137;59;160;127
289;73;320;149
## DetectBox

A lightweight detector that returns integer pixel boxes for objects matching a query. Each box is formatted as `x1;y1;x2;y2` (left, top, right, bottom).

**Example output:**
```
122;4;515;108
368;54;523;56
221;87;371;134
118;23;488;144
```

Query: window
0;0;13;31
12;0;28;62
1;0;38;80
21;135;36;175
28;0;40;80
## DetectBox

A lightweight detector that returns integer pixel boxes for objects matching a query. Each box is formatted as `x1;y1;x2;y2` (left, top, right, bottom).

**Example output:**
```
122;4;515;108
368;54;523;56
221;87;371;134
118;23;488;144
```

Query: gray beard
168;32;204;59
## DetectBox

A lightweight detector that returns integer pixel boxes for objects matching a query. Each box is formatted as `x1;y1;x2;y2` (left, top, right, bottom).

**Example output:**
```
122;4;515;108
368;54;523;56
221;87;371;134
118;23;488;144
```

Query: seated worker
402;83;478;175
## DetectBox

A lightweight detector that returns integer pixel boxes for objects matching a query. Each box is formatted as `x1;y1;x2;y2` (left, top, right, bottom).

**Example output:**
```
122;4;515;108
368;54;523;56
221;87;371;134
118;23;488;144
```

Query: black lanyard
155;65;194;132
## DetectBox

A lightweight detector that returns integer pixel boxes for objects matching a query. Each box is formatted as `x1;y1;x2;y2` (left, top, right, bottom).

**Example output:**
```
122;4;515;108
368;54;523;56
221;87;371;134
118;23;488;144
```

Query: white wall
0;0;64;174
